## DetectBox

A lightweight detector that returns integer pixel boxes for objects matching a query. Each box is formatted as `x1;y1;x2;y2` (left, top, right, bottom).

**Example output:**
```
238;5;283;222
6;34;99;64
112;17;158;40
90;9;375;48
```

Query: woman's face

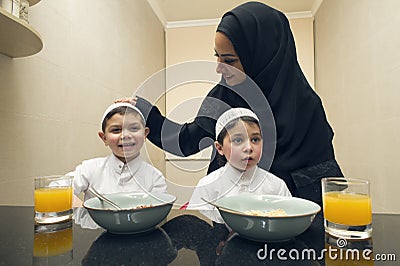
214;32;246;86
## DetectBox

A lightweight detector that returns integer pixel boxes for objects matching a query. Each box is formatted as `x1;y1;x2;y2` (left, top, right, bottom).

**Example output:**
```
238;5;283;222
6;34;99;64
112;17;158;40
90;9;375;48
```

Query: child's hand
114;97;138;105
73;194;83;207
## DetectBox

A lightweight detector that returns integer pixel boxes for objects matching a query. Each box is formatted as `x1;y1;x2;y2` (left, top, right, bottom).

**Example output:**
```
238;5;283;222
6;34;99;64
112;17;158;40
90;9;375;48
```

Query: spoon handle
200;197;238;213
88;187;122;210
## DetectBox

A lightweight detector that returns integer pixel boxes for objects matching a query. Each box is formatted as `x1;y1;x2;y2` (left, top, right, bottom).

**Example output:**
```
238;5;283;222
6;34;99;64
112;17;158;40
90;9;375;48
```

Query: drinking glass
34;175;73;224
321;177;372;239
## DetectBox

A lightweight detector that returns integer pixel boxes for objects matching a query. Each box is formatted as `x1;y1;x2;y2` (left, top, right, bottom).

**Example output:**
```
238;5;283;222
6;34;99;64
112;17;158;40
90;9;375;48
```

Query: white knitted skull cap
101;102;145;129
215;108;259;138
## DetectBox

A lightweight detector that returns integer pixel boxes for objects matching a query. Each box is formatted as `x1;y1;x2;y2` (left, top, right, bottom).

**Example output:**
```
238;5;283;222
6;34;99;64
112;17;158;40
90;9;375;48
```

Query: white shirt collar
223;163;266;192
110;154;142;178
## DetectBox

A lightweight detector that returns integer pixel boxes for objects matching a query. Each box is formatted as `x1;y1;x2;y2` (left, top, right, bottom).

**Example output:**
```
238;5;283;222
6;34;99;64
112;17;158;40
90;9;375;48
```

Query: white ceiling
147;0;322;26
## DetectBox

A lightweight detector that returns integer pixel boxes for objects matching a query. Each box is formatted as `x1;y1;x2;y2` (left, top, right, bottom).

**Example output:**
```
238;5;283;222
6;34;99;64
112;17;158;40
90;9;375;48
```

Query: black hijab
198;2;336;192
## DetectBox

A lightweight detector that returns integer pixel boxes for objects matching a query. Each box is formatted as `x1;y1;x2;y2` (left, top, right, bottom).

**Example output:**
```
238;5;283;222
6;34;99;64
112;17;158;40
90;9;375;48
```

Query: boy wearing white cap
187;108;291;223
71;102;167;202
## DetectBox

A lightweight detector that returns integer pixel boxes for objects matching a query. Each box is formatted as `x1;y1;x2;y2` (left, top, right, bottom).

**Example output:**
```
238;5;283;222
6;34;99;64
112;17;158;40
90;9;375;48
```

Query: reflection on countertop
0;206;399;265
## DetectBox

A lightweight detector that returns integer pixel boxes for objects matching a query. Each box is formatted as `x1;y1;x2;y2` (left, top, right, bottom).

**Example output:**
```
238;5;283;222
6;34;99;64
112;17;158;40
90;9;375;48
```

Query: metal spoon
201;197;240;213
88;187;122;210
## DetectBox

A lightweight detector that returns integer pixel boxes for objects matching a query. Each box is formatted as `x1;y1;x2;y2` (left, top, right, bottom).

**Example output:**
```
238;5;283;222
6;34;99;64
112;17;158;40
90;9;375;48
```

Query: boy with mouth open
187;108;291;223
72;102;167;202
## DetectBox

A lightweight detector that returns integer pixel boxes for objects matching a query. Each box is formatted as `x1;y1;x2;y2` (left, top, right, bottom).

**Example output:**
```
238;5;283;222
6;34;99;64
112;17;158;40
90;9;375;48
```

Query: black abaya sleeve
136;96;215;157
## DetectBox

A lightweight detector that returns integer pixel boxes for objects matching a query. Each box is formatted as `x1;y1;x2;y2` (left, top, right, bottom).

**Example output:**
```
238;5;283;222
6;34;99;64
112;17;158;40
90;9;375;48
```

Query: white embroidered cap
215;108;259;138
101;102;145;129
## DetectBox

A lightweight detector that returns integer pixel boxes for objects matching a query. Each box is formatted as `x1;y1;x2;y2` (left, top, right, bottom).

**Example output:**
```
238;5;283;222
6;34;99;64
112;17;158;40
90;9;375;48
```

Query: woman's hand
114;97;138;105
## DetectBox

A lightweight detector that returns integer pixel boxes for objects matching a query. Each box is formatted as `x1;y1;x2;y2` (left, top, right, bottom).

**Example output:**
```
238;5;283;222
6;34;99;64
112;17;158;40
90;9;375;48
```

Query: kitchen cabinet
0;0;42;57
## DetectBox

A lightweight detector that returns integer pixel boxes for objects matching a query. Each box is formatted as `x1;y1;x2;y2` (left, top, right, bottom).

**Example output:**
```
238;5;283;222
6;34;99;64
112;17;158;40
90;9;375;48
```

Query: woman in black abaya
133;1;343;204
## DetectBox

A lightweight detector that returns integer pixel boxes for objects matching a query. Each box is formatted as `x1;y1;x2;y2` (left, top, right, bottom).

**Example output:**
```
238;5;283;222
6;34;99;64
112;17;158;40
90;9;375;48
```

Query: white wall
315;0;400;213
6;0;396;214
0;0;165;205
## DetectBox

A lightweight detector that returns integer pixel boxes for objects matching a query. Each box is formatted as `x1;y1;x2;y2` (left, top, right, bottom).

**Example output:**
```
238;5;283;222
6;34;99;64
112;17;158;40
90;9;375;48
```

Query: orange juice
323;191;372;226
34;187;73;212
33;227;73;257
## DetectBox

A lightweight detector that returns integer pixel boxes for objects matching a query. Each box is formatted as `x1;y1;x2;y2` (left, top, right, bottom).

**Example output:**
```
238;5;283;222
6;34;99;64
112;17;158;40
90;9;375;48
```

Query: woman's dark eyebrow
214;49;236;57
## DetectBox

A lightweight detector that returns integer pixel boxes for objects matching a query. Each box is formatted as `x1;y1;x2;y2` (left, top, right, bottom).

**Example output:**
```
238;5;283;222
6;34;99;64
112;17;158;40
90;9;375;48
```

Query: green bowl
215;195;320;242
83;192;176;234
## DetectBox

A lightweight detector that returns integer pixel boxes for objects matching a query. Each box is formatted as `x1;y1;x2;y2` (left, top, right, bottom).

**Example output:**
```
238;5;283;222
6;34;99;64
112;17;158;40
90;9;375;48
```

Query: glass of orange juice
34;175;73;224
321;177;372;239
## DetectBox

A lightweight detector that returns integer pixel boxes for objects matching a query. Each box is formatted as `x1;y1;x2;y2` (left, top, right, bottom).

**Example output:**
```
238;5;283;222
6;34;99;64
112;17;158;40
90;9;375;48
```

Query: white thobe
187;163;291;223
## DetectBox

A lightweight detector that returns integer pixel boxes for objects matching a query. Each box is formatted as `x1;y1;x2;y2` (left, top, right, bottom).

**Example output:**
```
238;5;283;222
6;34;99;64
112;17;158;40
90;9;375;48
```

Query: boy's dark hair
101;106;145;132
215;116;261;166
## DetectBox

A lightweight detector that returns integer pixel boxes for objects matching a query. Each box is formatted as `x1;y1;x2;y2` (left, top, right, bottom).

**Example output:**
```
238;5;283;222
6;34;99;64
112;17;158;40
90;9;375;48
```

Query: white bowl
83;192;176;234
215;195;321;242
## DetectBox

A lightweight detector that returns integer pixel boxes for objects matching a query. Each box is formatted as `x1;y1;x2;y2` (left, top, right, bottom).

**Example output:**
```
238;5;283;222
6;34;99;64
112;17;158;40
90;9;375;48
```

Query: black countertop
0;206;398;265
